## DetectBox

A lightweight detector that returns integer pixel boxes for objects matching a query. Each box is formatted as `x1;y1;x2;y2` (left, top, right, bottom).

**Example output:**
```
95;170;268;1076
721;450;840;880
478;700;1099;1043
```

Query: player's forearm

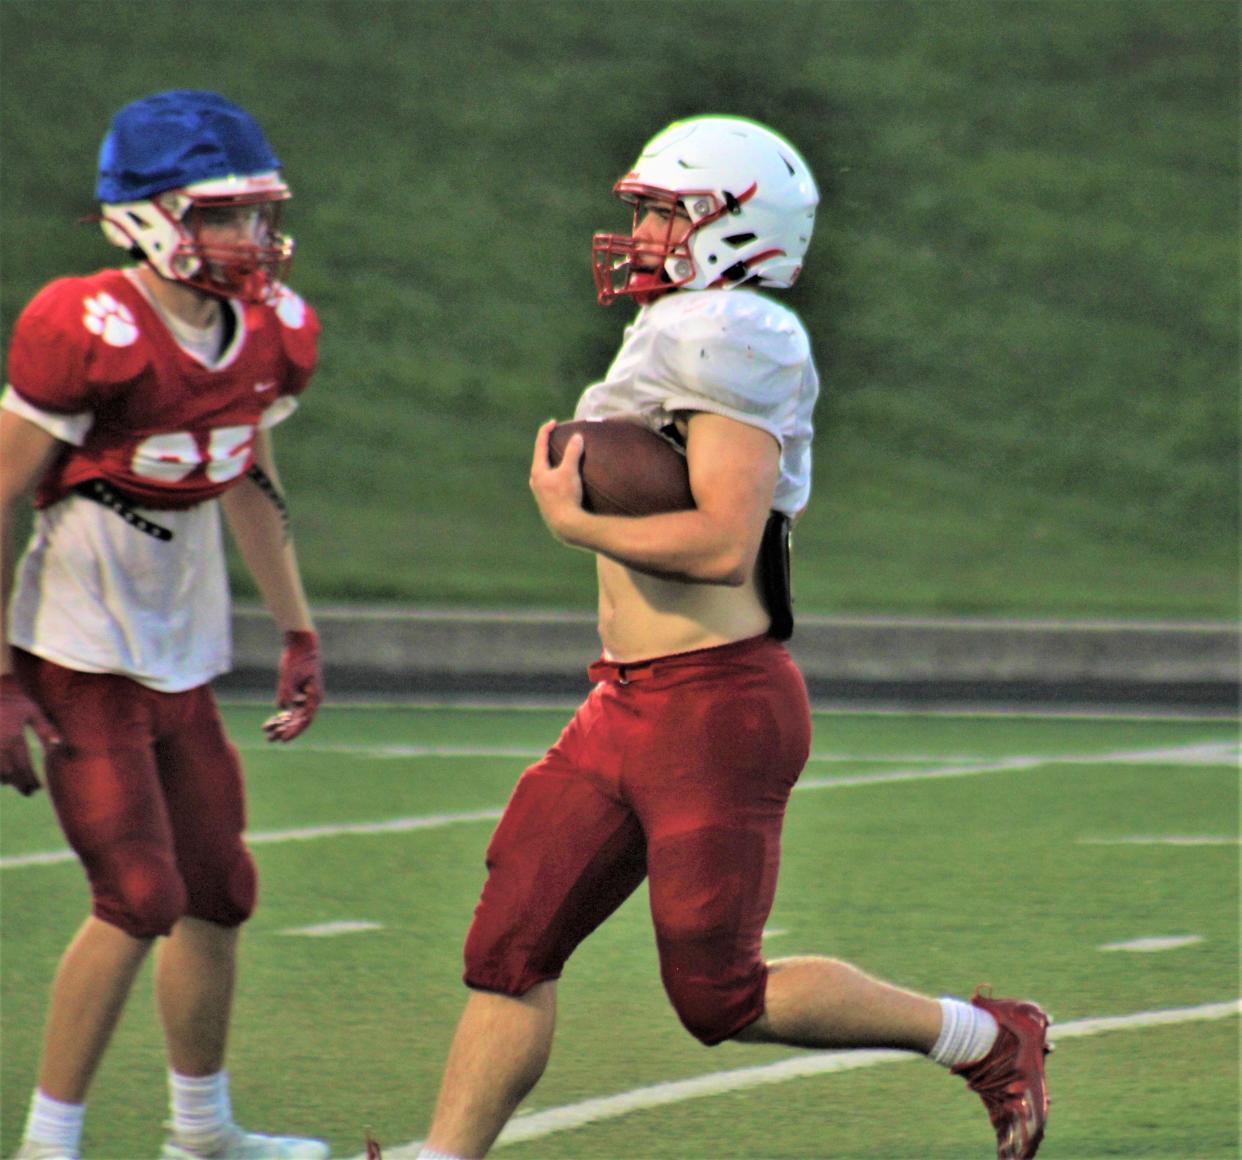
0;505;18;676
558;506;759;585
220;481;315;633
249;542;315;634
0;411;61;675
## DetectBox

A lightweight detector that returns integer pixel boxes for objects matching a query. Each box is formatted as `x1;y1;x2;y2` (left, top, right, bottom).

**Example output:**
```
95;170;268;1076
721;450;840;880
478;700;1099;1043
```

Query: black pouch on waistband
758;510;794;641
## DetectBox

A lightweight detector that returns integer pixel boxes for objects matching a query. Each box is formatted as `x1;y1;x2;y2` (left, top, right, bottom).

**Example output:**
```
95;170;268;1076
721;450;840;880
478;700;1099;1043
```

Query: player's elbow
701;546;753;587
691;511;768;586
685;521;760;586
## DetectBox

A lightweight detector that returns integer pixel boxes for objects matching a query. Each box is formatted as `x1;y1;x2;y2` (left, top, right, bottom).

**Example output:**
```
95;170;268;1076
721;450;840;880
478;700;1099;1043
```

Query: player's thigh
17;655;172;859
154;686;247;851
637;662;809;946
467;756;647;988
151;686;259;924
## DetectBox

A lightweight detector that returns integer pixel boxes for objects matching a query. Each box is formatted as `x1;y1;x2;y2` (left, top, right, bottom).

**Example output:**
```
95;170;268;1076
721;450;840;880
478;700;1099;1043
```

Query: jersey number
131;426;255;483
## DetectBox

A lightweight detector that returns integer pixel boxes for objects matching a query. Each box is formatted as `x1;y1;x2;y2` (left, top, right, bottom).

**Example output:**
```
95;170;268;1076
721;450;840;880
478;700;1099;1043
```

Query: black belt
73;464;286;542
74;479;174;541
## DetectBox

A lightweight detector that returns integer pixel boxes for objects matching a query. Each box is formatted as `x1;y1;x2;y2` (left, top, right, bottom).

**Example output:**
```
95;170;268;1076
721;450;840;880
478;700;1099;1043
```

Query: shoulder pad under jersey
646;291;811;422
256;285;320;397
6;272;150;414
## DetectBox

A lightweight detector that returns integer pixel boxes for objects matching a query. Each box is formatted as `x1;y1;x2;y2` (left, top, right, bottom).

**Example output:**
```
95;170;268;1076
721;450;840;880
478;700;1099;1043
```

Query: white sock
169;1070;233;1149
23;1088;85;1155
929;996;999;1067
418;1149;467;1159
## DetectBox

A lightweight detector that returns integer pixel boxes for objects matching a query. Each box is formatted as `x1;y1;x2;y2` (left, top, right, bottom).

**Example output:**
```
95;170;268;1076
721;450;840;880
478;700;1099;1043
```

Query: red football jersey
6;269;319;509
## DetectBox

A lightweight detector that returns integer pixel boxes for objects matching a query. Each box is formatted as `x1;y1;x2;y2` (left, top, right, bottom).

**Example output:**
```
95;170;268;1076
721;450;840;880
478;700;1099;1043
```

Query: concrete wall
225;605;1240;709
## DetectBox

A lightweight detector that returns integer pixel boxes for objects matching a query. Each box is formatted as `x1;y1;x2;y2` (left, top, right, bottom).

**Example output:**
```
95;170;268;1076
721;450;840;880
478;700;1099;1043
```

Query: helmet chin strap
625;268;675;305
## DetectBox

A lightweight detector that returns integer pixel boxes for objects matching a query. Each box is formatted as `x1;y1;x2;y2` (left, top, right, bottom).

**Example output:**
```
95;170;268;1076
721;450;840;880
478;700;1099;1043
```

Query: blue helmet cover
96;89;281;203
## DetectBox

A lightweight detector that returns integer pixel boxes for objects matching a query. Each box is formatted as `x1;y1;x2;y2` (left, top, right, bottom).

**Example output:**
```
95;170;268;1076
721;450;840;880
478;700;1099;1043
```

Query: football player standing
411;117;1051;1160
1;91;328;1160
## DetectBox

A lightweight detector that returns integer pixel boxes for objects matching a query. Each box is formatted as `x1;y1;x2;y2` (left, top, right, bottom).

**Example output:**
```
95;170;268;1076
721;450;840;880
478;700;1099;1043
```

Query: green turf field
2;1;1237;618
2;703;1237;1159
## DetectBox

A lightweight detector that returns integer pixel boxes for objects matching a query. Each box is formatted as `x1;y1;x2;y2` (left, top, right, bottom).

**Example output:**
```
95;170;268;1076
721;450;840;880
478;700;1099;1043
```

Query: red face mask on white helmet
99;173;292;304
592;116;819;306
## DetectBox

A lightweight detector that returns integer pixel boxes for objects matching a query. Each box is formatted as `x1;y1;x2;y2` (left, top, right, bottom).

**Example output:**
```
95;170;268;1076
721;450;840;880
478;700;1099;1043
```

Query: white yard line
1099;935;1206;952
796;740;1238;791
278;920;383;937
345;999;1242;1159
3;741;1235;871
235;744;546;759
0;808;506;869
220;696;1240;724
233;740;1239;766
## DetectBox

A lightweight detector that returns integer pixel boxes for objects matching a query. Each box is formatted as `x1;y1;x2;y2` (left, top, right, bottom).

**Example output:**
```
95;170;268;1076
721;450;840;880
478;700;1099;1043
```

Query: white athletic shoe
159;1126;330;1159
12;1142;77;1160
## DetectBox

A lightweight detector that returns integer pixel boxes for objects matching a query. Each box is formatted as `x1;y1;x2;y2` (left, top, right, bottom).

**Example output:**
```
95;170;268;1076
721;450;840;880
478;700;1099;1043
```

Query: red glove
263;630;323;742
0;673;62;796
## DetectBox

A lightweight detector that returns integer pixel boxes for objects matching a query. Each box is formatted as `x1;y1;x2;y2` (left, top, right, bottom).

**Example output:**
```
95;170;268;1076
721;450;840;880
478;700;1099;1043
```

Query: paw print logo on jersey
272;286;307;330
82;292;139;347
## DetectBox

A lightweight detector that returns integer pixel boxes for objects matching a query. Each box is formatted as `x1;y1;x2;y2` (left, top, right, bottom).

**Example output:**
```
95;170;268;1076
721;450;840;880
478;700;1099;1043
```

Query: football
547;419;695;517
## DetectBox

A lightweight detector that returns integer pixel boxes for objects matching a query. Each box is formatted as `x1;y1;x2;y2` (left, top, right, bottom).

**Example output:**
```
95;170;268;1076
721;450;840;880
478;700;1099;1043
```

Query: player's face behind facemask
593;194;695;306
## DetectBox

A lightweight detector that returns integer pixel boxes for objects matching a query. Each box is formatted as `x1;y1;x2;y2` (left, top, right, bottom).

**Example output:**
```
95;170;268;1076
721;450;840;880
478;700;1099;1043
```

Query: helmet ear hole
99;219;132;250
99;205;176;261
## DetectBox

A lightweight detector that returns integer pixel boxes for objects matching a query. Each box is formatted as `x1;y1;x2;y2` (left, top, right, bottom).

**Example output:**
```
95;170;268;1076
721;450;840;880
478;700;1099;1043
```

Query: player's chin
625;268;673;297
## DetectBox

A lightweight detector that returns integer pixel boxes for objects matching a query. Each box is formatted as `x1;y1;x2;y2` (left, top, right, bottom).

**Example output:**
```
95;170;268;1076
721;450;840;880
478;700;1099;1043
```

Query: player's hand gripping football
530;419;586;541
263;629;323;742
0;673;62;796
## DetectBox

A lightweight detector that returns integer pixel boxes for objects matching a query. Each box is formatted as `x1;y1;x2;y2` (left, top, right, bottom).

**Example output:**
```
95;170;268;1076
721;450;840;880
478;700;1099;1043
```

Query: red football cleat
364;1131;383;1160
952;987;1052;1160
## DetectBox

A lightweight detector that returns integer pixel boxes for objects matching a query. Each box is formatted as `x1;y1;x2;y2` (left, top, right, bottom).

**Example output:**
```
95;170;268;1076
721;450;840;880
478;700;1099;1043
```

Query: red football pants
463;634;812;1045
13;651;257;938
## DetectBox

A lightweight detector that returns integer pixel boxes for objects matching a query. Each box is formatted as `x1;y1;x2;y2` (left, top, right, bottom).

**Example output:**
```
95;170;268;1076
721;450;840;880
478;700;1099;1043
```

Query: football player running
1;91;328;1160
410;117;1051;1160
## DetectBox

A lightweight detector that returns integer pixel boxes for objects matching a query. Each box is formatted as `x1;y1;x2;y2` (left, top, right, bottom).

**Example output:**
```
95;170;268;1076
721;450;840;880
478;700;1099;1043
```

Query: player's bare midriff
595;554;771;662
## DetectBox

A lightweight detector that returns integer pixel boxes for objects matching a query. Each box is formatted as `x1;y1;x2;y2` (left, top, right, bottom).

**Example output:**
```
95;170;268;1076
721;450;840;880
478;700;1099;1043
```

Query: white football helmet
95;90;294;303
592;116;818;305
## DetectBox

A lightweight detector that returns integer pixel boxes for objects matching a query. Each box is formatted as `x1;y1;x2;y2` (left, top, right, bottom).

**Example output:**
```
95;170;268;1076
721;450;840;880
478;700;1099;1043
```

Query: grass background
2;10;1236;1153
1;703;1238;1158
1;0;1237;617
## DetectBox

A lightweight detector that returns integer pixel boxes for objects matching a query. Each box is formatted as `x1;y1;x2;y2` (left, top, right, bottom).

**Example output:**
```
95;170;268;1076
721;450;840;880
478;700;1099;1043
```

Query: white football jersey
574;289;819;514
6;491;233;693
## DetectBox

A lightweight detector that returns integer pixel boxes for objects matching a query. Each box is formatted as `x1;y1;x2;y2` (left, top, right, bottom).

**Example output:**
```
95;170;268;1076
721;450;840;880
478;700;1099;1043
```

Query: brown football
547;419;695;516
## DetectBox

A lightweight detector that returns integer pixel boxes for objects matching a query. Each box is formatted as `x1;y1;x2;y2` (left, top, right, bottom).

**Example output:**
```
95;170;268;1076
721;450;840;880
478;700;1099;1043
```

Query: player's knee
90;852;187;939
661;955;768;1046
462;923;556;996
653;892;768;1043
184;846;258;927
